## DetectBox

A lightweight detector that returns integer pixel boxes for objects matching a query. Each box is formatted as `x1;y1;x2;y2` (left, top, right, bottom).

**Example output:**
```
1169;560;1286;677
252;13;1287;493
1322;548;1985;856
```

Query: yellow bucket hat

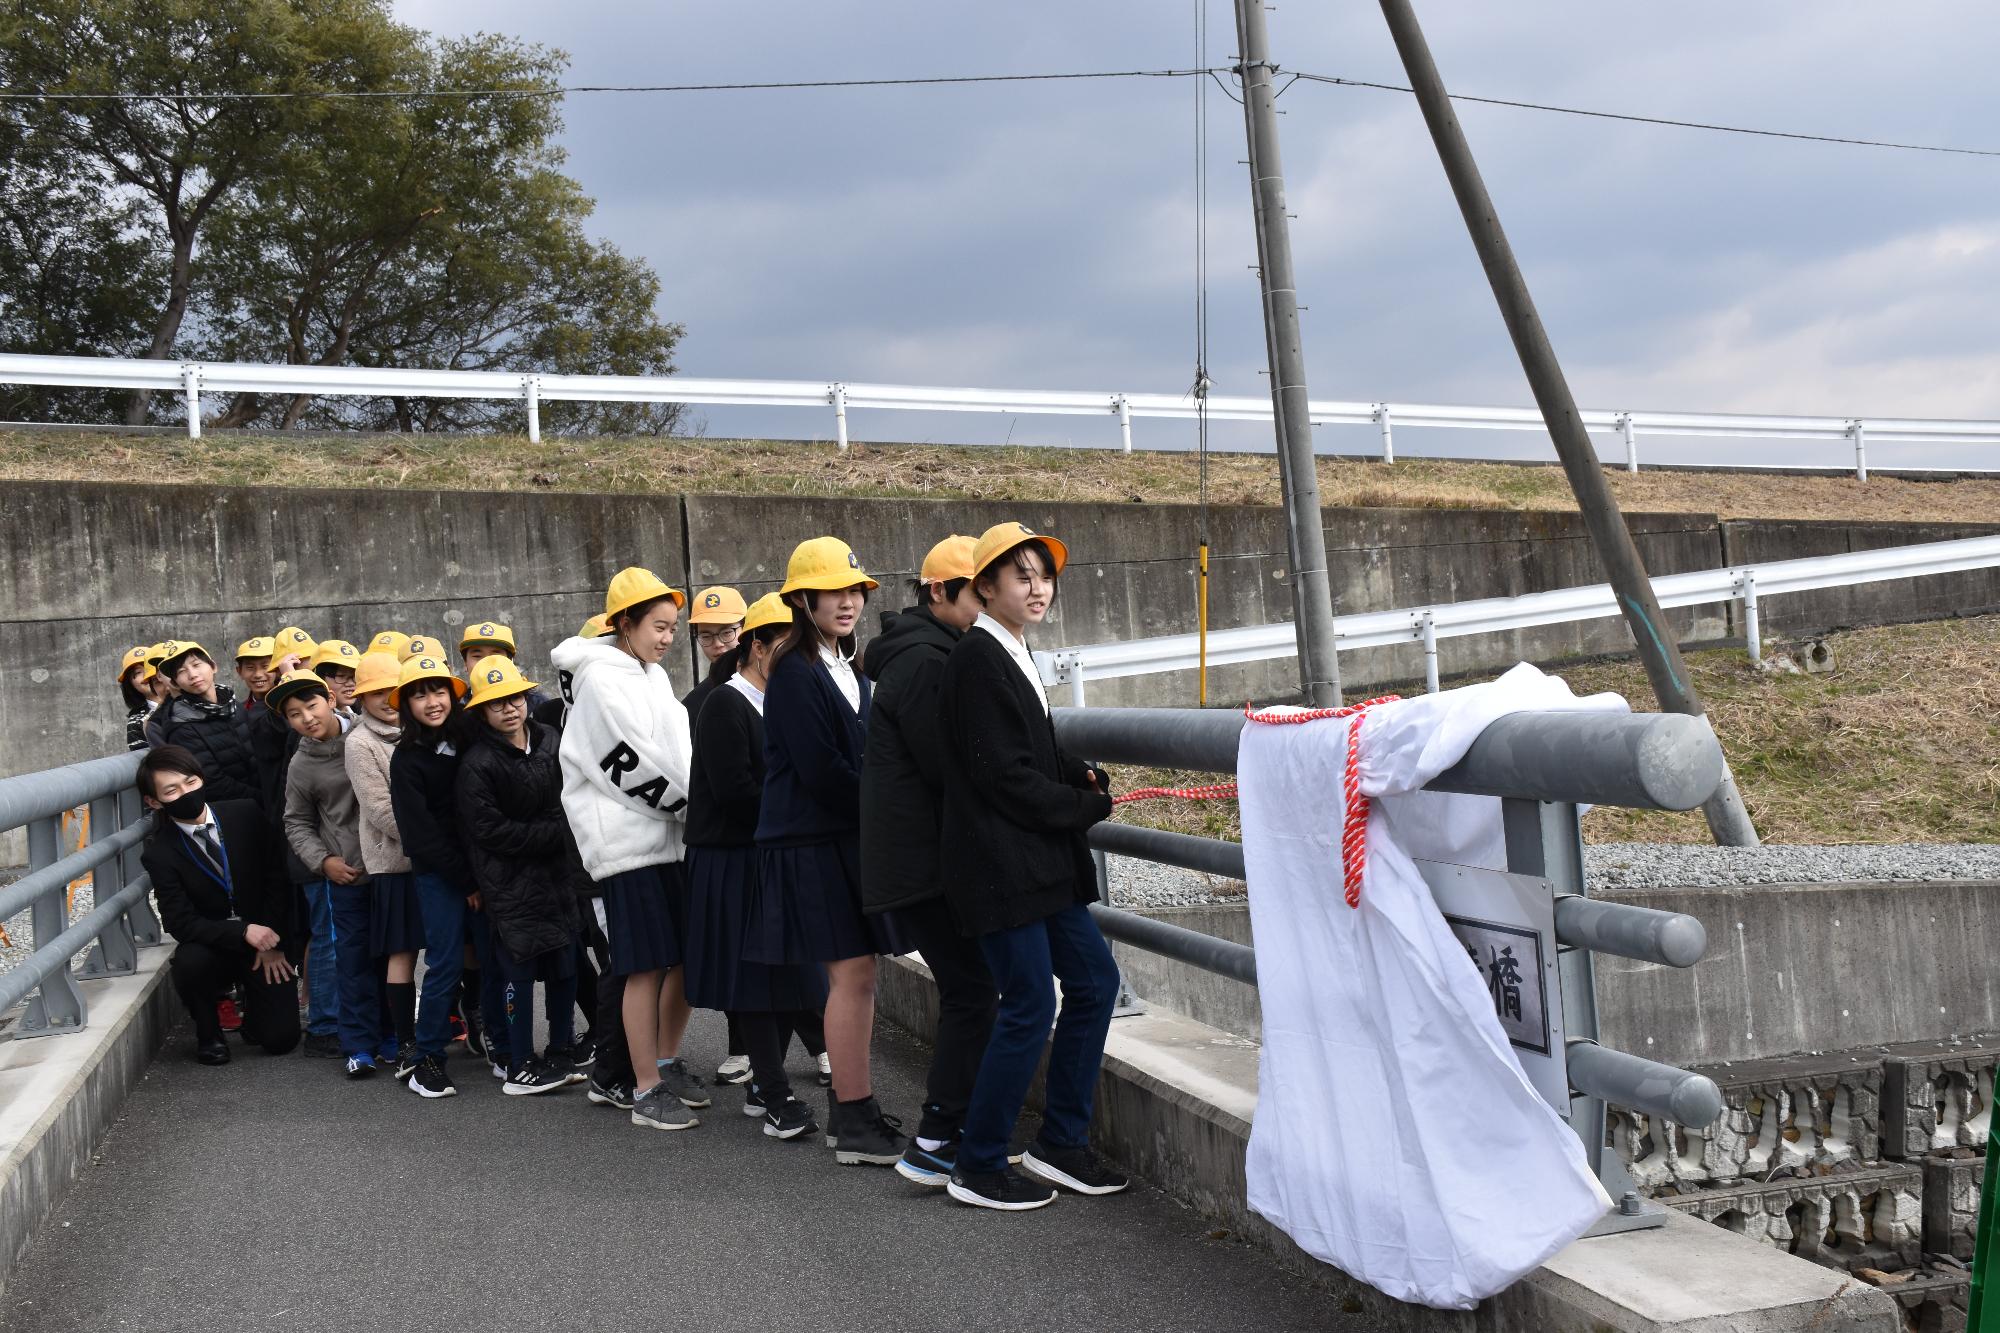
353;651;402;697
970;522;1068;579
579;613;610;639
779;536;878;595
309;640;362;674
369;630;412;659
402;634;446;662
116;645;152;685
688;587;748;626
742;592;792;633
920;534;979;583
604;567;686;623
459;620;517;655
391;655;467;709
264;669;329;713
465;655;539;709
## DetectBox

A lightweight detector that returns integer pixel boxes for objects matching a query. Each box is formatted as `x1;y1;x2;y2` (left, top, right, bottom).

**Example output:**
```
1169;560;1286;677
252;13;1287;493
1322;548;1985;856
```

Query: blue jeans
413;873;466;1060
303;878;338;1037
468;906;511;1065
958;904;1120;1175
506;974;579;1076
330;879;390;1060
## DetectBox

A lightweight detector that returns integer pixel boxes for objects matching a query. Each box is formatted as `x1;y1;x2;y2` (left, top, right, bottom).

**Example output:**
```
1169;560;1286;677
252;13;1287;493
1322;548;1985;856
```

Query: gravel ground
1105;843;2000;908
0;874;96;976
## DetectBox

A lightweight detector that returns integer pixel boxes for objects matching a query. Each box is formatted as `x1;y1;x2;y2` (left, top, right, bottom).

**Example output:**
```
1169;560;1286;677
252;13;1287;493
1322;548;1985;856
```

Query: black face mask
158;789;207;822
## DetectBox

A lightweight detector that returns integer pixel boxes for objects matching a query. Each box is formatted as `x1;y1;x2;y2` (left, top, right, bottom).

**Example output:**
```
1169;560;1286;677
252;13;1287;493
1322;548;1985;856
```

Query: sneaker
948;1166;1058;1212
630;1083;699;1131
654;1057;712;1109
1022;1143;1129;1196
831;1098;907;1167
742;1084;768;1118
817;1051;833;1087
586;1074;635;1110
301;1032;343;1059
216;998;243;1033
344;1053;377;1079
543;1044;591;1085
458;1012;486;1059
408;1055;457;1099
715;1053;752;1085
895;1139;958;1188
195;1036;231;1066
502;1059;573;1096
763;1095;819;1141
489;1058;509;1081
393;1042;420;1082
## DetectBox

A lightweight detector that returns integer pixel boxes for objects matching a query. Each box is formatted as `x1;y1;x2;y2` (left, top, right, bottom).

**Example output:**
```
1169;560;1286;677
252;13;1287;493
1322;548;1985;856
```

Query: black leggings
738;1010;824;1102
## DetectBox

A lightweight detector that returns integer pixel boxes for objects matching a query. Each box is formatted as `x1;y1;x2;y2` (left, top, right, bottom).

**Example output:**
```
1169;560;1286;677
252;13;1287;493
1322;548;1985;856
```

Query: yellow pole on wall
1198;541;1211;706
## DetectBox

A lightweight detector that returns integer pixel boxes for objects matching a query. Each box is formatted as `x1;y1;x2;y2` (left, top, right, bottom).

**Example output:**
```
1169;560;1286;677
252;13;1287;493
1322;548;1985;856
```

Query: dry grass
6;427;2000;522
1108;616;2000;847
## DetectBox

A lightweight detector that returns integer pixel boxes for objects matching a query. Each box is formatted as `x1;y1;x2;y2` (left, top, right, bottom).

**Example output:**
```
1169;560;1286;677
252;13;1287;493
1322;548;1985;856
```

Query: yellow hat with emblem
465;655;539;709
353;651;401;698
579;613;610;639
116;645;152;685
309;639;362;674
157;640;208;677
742;592;791;633
779;536;878;595
603;567;686;623
920;534;979;583
970;521;1068;579
459;620;517;655
688;587;748;626
235;635;277;663
402;634;446;663
391;654;468;708
268;626;318;669
264;668;330;713
145;641;172;666
368;630;412;660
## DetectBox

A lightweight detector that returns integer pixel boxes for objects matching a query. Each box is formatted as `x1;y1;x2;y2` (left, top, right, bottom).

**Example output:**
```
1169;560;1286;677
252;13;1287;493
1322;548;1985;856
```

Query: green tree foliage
0;1;682;431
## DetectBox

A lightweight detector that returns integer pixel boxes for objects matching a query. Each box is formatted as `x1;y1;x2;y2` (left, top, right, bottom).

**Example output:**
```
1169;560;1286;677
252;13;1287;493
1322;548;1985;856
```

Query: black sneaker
763;1095;819;1141
393;1042;420;1081
947;1167;1058;1212
300;1032;343;1059
461;1010;487;1059
715;1053;752;1085
743;1084;768;1118
544;1044;591;1085
895;1139;958;1188
586;1074;635;1109
831;1099;907;1167
408;1055;457;1099
502;1059;572;1096
1022;1143;1129;1196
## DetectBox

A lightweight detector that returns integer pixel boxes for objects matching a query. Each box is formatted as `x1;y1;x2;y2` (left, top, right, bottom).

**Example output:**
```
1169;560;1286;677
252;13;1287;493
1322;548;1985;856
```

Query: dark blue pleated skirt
599;861;690;977
369;871;425;955
744;833;913;965
685;844;830;1013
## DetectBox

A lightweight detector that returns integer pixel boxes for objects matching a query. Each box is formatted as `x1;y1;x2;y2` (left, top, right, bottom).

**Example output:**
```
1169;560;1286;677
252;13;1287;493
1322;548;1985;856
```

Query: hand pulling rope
1109;695;1402;909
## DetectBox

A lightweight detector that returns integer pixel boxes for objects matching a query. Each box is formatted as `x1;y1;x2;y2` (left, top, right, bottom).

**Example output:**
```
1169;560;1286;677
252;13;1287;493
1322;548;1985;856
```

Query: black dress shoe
196;1037;231;1066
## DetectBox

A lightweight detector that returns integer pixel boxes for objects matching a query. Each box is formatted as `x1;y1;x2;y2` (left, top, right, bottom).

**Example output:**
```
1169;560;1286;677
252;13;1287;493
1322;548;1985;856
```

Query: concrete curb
0;946;175;1293
877;952;1899;1331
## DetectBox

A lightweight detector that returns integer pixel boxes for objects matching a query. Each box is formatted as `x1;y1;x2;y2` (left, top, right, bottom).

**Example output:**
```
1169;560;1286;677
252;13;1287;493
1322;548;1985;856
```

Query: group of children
124;521;1125;1211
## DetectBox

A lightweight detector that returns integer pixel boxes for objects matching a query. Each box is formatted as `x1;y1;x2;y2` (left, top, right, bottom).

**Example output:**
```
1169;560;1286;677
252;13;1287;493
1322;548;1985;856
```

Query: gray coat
284;725;370;882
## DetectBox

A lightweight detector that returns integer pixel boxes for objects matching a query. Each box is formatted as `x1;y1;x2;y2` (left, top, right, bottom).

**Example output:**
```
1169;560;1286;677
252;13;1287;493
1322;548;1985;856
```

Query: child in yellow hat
116;645;156;752
344;652;428;1086
747;536;914;1165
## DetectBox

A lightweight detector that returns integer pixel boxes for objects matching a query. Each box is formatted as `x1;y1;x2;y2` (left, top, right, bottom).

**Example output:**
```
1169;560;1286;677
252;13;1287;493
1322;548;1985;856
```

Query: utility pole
1234;0;1343;707
1373;0;1760;846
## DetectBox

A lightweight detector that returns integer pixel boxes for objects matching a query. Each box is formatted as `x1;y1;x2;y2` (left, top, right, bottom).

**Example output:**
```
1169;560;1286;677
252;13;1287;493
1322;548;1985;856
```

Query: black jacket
152;688;261;809
754;648;870;846
858;605;962;914
390;735;473;890
246;699;313;884
140;798;301;959
686;682;764;848
940;627;1113;936
456;721;587;962
681;659;730;735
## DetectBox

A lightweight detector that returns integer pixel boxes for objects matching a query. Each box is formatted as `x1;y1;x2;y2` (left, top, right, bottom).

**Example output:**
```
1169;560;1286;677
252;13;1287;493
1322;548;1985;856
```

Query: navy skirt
599;861;690;977
369;872;425;955
685;844;830;1013
745;833;913;965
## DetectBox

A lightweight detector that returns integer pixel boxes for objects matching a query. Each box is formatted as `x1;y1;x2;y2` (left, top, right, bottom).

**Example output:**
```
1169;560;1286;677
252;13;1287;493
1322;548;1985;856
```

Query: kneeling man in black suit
138;745;303;1064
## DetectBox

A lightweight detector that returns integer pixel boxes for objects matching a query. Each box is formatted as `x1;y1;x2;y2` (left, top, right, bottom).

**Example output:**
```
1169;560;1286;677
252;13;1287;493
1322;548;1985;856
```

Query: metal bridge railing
0;753;164;1037
1055;704;1727;1232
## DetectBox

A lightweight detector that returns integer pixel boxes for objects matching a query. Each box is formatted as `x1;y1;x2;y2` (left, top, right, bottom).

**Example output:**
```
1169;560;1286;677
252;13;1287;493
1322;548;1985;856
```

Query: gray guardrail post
18;816;86;1035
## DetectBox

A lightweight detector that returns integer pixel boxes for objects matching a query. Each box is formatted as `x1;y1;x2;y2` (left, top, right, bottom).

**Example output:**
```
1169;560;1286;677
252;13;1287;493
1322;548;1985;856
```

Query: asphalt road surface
3;1008;1350;1332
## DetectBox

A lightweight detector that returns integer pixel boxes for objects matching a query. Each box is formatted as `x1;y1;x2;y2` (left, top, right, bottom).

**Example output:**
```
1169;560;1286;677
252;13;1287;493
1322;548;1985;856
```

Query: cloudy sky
399;1;2000;466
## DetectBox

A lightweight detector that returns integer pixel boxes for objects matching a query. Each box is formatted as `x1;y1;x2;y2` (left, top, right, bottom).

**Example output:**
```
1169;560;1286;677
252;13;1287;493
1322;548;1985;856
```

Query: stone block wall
1882;1039;2000;1160
1663;1162;1923;1275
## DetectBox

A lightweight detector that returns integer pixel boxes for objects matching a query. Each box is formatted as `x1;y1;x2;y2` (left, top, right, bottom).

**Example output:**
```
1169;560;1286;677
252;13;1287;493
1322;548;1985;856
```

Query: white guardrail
1034;533;2000;703
5;352;2000;477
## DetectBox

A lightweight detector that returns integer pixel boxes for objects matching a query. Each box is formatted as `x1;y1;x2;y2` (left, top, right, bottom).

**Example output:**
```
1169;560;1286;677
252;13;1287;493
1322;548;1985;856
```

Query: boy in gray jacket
272;670;392;1078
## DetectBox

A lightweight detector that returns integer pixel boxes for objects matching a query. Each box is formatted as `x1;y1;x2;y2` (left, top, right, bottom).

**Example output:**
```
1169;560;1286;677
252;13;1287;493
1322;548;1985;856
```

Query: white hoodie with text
553;634;694;881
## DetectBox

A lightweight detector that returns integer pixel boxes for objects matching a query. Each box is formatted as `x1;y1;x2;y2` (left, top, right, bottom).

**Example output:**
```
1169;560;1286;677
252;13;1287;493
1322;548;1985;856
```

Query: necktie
193;824;225;878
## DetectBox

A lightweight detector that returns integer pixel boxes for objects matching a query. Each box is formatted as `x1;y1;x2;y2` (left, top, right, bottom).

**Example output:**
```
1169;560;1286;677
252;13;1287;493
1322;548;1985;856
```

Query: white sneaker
716;1053;752;1085
817;1051;833;1086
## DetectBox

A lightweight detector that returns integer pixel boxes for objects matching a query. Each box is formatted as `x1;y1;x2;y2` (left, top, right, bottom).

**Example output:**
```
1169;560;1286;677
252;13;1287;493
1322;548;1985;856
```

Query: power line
1289;72;2000;159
